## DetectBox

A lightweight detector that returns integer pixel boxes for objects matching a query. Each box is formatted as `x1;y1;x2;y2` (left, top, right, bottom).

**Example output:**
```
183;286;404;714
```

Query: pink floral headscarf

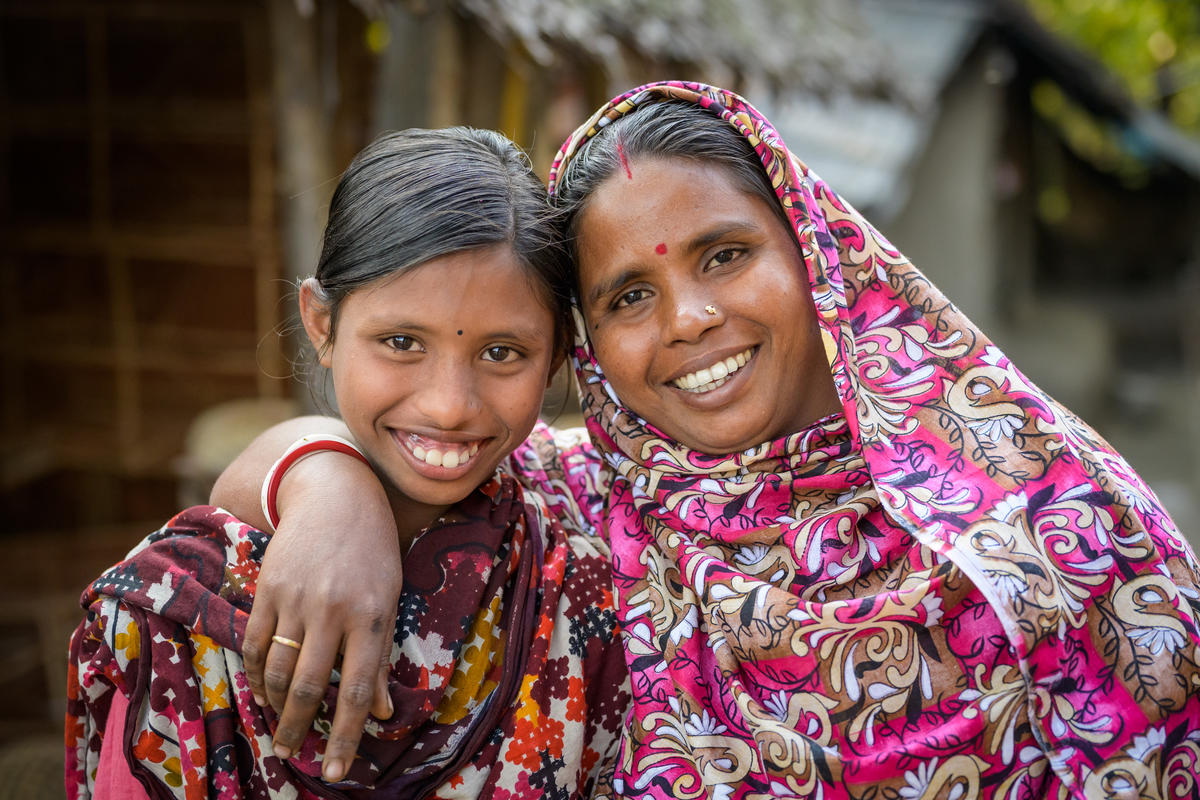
546;81;1200;799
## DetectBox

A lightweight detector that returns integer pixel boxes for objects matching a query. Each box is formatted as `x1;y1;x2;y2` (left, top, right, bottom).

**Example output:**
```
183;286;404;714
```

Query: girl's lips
392;431;488;478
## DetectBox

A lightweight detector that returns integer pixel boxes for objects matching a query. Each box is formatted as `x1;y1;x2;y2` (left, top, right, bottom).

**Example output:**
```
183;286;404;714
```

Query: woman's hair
311;127;570;351
552;101;791;278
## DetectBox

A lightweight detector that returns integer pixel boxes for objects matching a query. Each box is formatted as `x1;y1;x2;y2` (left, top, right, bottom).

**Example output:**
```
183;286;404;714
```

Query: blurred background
1;0;1197;793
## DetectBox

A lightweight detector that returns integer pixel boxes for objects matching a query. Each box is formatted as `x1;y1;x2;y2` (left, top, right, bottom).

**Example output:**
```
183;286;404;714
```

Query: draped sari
66;475;629;799
532;81;1200;799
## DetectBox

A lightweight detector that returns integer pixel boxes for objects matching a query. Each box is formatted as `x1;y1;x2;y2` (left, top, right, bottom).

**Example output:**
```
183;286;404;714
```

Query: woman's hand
210;417;401;782
244;452;400;781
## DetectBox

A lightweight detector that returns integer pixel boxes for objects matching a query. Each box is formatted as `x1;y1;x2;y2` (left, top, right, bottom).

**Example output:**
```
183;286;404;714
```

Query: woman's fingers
270;627;342;758
319;626;393;782
242;602;278;707
371;650;393;721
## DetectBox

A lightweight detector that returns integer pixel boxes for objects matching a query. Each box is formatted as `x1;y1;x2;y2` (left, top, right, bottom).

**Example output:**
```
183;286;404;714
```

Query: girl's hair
311;127;569;351
553;101;791;281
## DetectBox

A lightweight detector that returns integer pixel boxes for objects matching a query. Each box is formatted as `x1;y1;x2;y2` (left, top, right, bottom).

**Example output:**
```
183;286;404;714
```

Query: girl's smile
301;243;557;534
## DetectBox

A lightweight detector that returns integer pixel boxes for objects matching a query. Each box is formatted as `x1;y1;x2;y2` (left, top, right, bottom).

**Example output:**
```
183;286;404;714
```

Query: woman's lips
671;347;756;393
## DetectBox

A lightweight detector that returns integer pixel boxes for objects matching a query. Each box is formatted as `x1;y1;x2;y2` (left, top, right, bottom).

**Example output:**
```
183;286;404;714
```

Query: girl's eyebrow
364;316;546;343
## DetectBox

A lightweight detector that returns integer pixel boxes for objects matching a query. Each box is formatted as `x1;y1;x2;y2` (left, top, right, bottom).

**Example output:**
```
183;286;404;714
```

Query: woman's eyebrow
683;221;757;255
586;267;646;308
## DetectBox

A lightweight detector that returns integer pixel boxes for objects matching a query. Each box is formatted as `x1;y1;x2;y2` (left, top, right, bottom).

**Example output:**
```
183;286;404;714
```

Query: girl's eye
614;288;647;309
386;335;419;352
483;345;519;363
706;248;743;269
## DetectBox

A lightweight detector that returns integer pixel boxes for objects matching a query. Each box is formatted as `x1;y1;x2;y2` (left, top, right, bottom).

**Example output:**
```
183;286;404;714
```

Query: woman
213;83;1200;798
65;127;628;799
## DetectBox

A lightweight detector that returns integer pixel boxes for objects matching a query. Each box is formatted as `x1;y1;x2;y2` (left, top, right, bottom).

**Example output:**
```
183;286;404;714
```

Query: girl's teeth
409;438;481;469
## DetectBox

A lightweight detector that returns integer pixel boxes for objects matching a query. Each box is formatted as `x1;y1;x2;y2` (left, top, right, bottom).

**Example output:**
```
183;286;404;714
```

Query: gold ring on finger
271;634;303;651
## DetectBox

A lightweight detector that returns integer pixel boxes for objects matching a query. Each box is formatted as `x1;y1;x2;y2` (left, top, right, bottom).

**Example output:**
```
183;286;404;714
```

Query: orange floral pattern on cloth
537;81;1200;799
65;475;629;799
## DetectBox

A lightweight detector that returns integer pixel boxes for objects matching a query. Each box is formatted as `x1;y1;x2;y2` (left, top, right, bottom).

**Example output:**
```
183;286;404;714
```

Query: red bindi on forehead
654;243;667;255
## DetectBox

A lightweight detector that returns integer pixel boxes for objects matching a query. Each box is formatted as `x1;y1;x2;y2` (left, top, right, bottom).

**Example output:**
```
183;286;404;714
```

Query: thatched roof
363;0;905;98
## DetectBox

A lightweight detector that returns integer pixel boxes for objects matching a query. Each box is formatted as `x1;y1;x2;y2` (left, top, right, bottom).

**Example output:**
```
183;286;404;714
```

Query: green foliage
1025;0;1200;135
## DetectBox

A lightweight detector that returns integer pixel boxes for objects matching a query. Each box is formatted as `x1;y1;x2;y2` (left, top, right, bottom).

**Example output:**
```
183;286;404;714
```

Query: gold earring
705;304;718;316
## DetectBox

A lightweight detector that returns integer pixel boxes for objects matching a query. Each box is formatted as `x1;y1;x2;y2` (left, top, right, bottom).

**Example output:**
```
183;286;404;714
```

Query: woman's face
576;157;839;454
301;244;557;523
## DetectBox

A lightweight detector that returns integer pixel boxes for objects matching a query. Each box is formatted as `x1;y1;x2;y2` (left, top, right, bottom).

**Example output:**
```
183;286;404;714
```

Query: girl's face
576;157;840;454
301;244;558;527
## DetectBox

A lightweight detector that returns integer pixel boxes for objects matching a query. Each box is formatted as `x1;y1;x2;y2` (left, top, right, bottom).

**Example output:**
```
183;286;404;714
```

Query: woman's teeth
410;441;481;468
673;348;753;393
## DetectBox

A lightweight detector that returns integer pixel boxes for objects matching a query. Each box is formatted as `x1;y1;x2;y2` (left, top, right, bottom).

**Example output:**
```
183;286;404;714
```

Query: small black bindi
457;330;463;336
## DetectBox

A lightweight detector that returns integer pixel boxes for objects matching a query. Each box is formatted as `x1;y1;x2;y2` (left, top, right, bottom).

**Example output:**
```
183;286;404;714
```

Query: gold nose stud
705;304;718;316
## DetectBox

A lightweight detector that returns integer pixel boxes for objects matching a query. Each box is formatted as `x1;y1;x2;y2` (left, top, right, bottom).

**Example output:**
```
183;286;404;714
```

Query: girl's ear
298;278;335;368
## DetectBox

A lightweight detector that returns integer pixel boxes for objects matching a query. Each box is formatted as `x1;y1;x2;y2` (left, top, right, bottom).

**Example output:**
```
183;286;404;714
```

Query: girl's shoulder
506;421;611;546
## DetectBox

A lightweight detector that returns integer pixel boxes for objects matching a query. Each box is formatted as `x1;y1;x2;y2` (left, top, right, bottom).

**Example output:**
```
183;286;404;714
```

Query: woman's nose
663;290;722;343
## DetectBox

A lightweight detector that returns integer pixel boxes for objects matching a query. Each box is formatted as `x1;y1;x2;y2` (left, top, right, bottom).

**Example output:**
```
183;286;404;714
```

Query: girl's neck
384;483;453;554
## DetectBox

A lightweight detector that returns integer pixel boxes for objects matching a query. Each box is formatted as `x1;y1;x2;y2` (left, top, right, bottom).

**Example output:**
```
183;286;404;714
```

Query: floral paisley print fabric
544;81;1200;799
65;476;629;799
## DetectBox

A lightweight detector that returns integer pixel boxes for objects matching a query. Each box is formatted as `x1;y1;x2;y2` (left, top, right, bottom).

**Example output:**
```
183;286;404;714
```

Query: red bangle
259;435;370;530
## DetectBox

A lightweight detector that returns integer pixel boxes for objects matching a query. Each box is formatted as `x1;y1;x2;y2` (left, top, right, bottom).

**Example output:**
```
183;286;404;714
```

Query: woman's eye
706;248;742;269
386;335;418;352
483;345;519;363
614;288;647;308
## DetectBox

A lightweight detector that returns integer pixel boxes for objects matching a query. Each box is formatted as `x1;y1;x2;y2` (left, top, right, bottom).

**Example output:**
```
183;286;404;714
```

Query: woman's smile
669;346;757;393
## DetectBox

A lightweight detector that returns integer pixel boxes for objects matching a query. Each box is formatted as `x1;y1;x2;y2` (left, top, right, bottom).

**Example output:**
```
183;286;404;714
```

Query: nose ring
704;304;718;316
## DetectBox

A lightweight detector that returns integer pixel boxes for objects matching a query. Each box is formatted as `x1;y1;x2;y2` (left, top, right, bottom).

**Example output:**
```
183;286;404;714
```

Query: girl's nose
412;362;482;428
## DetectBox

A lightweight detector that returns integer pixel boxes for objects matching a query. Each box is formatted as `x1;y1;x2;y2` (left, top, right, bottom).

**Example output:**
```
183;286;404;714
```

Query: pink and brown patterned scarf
544;81;1200;799
66;476;628;799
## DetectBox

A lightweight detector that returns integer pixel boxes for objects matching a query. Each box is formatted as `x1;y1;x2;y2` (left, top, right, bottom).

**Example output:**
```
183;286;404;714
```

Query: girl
213;83;1200;798
65;127;628;799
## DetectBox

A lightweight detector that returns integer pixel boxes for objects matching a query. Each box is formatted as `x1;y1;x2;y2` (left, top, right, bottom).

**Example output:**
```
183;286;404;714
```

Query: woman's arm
210;415;400;782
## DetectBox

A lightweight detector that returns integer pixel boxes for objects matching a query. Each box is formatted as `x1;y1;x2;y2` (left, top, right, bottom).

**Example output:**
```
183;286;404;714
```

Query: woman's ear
298;278;335;368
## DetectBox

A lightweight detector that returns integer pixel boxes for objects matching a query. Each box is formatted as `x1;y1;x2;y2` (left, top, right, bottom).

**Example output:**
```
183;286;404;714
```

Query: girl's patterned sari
539;81;1200;799
66;476;629;799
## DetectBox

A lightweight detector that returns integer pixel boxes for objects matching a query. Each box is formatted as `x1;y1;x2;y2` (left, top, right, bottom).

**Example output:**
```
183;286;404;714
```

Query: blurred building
760;0;1200;543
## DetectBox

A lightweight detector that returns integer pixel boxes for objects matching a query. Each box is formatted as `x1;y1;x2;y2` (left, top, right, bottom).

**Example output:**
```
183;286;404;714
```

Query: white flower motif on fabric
980;345;1007;367
1127;726;1165;761
898;759;937;799
987;491;1028;523
683;708;728;736
669;605;699;645
967;414;1023;443
763;690;790;722
1128;624;1187;655
686;710;729;734
733;543;770;566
